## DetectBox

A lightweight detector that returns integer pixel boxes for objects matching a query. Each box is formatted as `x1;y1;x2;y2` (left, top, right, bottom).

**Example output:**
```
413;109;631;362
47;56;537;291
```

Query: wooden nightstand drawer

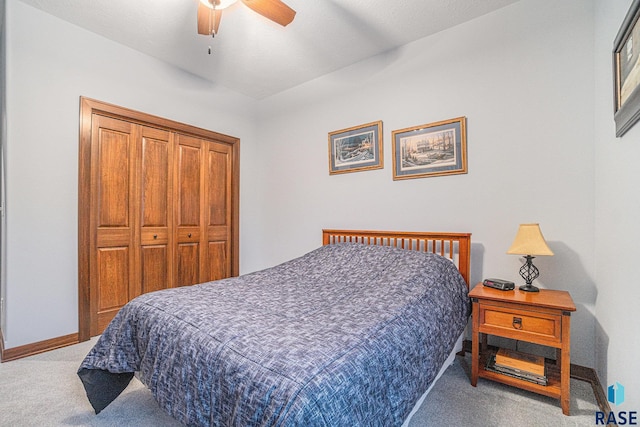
480;305;561;344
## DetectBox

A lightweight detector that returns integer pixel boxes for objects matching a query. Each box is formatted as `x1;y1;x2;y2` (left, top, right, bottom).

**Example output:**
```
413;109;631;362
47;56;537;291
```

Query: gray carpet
408;356;600;427
0;338;600;426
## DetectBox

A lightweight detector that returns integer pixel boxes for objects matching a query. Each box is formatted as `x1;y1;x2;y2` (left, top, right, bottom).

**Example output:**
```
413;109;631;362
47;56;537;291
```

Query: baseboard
461;339;612;415
571;363;612;415
0;332;79;363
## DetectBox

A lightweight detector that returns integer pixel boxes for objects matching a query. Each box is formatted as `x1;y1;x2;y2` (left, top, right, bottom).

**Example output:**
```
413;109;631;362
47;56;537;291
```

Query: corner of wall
0;0;8;347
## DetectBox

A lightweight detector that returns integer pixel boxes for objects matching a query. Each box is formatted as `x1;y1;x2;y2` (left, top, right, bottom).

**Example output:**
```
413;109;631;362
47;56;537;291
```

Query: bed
78;229;471;426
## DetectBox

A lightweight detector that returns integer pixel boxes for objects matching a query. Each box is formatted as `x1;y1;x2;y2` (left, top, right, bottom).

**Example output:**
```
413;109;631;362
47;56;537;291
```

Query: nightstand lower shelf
478;350;561;399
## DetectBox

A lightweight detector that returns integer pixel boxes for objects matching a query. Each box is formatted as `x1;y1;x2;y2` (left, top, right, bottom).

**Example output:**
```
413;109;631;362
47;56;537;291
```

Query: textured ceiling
18;0;520;99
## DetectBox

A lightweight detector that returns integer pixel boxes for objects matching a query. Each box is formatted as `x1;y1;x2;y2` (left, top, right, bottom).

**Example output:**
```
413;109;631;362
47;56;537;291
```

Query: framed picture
614;0;640;137
392;117;467;180
328;121;383;175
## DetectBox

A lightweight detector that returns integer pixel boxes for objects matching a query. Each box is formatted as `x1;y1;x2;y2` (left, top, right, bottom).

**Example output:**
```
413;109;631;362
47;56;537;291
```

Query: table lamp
506;223;554;292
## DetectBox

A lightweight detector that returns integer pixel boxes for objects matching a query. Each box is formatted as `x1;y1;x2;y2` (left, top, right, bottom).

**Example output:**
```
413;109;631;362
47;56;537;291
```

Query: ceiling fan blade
241;0;296;26
197;2;222;35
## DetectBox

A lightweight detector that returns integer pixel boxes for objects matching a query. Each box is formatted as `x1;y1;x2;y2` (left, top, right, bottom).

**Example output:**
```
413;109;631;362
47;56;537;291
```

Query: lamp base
519;283;540;292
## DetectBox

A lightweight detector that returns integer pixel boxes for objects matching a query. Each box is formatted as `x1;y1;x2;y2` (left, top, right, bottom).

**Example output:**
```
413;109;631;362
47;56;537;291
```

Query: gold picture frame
392;117;467;180
328;121;383;175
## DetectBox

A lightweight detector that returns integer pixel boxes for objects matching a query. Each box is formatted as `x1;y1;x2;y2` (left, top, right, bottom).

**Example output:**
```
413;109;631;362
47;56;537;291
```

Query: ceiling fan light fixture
197;0;296;38
199;0;237;10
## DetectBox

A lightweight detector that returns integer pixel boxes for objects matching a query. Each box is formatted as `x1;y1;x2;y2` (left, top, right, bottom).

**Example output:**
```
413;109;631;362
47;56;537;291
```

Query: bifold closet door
90;115;137;334
138;126;174;295
174;135;234;286
205;139;233;282
90;115;174;335
175;134;203;287
80;98;240;339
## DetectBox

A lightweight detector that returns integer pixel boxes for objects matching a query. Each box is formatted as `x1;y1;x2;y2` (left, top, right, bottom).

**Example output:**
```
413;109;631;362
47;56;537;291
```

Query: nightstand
469;284;576;415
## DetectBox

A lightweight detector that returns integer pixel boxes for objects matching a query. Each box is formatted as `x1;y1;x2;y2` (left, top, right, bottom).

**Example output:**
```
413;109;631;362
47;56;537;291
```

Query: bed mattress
78;242;470;426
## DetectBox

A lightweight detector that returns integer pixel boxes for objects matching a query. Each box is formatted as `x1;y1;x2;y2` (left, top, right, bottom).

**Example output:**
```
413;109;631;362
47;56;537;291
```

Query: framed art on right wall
614;0;640;137
392;116;467;180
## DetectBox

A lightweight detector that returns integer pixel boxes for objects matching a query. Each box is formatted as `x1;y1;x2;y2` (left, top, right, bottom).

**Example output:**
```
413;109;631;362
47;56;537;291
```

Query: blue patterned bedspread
78;243;470;426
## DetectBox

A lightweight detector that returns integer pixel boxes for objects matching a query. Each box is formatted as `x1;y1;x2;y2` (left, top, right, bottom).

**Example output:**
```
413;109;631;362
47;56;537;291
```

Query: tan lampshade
506;223;554;256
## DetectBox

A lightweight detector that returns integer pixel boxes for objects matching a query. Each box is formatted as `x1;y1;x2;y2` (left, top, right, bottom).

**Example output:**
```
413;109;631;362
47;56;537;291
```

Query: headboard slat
322;229;472;287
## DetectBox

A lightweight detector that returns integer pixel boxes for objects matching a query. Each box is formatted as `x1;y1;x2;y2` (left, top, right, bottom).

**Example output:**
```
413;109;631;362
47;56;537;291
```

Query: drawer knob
512;317;523;329
188;233;192;238
153;234;158;239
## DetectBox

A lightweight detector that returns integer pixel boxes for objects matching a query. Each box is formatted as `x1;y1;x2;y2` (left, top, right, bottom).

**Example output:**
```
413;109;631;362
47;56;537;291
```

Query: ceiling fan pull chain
210;7;214;36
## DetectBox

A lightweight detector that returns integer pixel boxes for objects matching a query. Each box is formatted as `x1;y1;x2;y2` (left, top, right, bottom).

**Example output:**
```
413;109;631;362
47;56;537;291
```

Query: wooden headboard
322;229;471;287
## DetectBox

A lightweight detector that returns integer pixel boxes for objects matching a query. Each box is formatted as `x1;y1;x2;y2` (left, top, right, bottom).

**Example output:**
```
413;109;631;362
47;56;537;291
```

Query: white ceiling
18;0;520;99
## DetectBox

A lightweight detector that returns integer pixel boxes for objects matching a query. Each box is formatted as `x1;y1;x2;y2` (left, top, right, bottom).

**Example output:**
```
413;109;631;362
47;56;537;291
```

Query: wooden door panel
207;227;228;241
207;145;230;226
97;247;130;309
177;243;199;287
91;115;136;336
206;141;232;281
207;241;228;282
96;247;129;330
177;138;202;227
97;126;132;227
96;228;131;247
141;245;169;294
177;227;201;241
141;228;169;245
139;127;173;293
141;129;171;227
175;135;205;284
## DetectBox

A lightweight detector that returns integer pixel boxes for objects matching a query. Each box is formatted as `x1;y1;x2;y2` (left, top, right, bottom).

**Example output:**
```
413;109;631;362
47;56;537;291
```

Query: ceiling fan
197;0;296;37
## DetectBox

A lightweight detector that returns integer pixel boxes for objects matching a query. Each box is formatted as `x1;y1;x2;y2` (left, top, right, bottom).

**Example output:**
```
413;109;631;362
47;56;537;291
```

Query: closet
78;98;239;339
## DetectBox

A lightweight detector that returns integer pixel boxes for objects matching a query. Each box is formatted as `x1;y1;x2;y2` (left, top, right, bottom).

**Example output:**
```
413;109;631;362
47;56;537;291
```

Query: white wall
594;0;640;408
255;0;597;367
3;0;260;347
3;0;605;377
